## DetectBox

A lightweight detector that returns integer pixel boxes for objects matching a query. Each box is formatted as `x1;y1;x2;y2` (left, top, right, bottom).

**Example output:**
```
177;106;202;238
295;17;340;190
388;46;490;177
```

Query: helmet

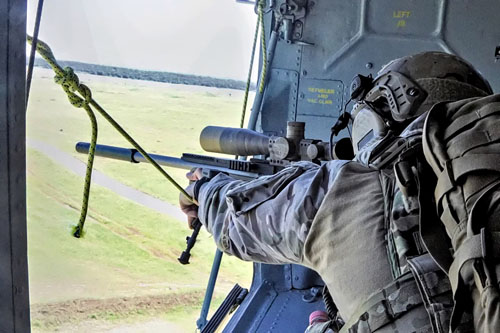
350;51;492;154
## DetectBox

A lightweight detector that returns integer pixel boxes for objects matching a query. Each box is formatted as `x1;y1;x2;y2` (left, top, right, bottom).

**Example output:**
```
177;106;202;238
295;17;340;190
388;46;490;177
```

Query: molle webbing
407;254;456;333
443;102;500;141
434;154;500;209
449;230;500;293
340;273;429;333
446;122;500;158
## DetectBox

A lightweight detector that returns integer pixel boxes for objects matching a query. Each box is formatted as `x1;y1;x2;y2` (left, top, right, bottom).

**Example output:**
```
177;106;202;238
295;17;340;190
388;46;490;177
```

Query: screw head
407;87;419;96
366;62;373;69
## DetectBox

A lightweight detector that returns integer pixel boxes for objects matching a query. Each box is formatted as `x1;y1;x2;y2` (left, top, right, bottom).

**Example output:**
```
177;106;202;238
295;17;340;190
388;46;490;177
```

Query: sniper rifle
75;121;354;263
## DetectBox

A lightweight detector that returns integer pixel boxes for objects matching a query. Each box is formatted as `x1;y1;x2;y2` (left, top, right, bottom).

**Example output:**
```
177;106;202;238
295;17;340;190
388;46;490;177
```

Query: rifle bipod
178;218;202;265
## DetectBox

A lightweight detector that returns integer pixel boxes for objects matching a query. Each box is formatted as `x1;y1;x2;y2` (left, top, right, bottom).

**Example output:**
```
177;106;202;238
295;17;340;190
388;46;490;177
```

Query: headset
348;72;427;154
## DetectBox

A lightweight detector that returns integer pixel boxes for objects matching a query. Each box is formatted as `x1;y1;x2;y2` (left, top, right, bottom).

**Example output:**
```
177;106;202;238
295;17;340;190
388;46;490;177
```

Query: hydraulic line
247;24;279;131
26;0;45;108
257;0;267;95
239;0;261;129
199;2;266;327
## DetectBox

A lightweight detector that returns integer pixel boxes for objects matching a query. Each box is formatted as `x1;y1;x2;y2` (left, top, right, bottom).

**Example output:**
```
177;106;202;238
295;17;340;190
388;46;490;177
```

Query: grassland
28;69;250;204
27;69;254;331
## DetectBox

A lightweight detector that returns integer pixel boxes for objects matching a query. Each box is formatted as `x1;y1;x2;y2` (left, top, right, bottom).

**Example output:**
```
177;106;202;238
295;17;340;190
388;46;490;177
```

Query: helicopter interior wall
227;0;499;331
258;0;500;141
260;69;300;136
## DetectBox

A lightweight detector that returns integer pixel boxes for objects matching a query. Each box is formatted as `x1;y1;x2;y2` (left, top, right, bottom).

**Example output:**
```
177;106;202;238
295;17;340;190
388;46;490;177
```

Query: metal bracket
277;0;308;43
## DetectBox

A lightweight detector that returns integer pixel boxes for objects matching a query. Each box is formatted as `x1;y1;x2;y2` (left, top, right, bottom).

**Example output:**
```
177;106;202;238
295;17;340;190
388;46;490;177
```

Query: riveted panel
260;69;299;136
297;78;344;116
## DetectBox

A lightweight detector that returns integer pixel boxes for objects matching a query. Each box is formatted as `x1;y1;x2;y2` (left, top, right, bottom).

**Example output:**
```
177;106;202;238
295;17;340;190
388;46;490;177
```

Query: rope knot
55;67;92;108
26;36;193;239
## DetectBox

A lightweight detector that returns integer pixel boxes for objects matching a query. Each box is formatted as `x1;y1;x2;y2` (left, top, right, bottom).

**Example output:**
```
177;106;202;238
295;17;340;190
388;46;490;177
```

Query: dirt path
27;138;186;222
58;319;186;333
26;139;210;332
31;291;203;332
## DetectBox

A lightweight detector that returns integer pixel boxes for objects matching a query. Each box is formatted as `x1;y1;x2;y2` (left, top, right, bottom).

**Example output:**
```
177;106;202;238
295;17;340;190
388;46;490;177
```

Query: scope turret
200;126;270;156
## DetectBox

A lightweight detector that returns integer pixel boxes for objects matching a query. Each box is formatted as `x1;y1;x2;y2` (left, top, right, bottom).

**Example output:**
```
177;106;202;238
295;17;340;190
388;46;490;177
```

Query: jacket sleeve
197;160;348;264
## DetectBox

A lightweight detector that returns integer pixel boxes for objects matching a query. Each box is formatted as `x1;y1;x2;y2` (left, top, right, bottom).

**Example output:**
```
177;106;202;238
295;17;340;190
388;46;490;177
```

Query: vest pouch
422;94;500;332
339;273;432;333
407;254;474;333
447;183;500;333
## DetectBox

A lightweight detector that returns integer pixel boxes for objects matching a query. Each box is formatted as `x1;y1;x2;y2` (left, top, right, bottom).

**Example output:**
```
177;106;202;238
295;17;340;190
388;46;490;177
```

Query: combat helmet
350;51;493;154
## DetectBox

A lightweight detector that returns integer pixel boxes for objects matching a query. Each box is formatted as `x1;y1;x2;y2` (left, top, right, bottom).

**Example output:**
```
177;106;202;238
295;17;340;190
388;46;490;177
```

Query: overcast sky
27;0;258;80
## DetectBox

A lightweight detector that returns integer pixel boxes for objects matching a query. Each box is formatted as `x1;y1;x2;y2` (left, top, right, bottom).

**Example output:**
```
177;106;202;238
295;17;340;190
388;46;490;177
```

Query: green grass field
28;69;251;204
27;69;254;332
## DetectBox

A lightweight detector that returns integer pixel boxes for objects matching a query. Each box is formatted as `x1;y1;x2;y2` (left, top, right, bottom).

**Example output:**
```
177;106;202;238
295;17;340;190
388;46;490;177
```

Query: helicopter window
26;1;256;331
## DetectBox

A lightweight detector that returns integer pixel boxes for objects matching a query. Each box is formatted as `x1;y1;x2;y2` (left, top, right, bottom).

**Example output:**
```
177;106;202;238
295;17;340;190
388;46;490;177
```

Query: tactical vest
422;95;500;332
337;113;471;333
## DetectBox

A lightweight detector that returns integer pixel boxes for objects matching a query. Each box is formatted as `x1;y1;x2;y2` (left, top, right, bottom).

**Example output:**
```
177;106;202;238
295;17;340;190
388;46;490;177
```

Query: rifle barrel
75;142;260;179
76;142;196;169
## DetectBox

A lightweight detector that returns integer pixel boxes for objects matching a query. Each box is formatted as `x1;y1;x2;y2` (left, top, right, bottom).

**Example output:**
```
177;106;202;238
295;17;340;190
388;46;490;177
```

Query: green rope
27;35;196;238
27;36;97;238
239;0;261;129
258;0;267;94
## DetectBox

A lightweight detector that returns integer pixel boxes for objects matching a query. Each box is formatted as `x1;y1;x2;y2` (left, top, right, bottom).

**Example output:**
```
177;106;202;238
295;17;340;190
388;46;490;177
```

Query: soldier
180;52;500;332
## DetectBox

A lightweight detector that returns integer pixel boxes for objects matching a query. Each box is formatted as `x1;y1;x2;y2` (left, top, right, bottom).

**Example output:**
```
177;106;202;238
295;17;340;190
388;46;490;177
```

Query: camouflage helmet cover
378;51;492;94
351;51;492;154
376;51;493;120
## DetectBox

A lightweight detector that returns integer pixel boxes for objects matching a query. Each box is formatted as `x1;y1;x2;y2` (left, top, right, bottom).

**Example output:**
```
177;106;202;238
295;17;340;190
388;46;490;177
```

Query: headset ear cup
350;74;374;101
351;104;388;155
331;137;354;160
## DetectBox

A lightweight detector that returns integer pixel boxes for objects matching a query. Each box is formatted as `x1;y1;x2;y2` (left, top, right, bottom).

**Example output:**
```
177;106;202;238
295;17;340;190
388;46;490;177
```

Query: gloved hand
179;168;203;229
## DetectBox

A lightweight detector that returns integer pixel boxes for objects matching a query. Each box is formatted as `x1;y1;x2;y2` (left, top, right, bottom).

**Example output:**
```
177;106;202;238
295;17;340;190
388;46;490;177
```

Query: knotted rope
27;36;196;238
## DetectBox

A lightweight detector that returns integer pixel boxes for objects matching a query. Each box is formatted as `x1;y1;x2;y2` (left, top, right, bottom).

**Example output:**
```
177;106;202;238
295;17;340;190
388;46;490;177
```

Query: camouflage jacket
197;95;500;331
197;158;399;321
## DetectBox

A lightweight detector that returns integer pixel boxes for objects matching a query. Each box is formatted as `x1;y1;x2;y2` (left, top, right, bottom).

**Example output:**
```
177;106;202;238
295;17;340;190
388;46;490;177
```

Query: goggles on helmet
351;71;428;122
349;71;428;154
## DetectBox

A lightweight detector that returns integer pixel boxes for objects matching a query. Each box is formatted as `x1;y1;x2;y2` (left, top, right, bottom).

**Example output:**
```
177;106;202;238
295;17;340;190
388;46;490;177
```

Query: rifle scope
200;126;270;156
